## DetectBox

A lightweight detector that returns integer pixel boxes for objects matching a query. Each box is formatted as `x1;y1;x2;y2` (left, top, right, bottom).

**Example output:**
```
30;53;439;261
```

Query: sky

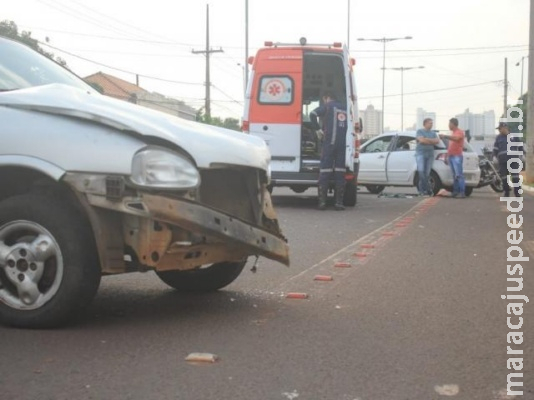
3;0;530;131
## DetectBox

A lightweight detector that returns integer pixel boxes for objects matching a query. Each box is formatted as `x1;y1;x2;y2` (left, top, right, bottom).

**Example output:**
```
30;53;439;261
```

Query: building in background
455;109;495;138
415;108;437;130
359;104;383;138
84;72;197;121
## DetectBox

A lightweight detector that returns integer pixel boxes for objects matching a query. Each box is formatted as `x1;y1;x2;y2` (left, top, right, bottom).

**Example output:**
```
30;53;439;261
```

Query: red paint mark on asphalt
314;275;334;281
286;292;309;299
334;262;352;268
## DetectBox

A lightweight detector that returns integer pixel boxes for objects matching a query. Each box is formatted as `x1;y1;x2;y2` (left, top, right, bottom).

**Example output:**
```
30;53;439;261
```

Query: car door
386;135;417;184
358;135;394;183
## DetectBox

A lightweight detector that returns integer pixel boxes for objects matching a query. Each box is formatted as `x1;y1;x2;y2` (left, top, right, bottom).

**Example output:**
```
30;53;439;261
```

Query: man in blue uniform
310;92;348;210
493;122;523;197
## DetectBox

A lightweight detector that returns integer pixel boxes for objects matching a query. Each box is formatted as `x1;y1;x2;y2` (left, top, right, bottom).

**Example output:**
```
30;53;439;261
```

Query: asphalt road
1;186;532;400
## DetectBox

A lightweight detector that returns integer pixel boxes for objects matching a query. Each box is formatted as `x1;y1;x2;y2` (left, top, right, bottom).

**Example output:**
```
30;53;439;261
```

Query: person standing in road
415;118;440;196
440;118;466;198
493;122;523;197
310;92;348;211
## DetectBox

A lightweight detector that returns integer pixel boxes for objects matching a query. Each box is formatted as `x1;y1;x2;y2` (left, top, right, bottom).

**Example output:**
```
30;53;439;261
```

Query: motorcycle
477;148;503;192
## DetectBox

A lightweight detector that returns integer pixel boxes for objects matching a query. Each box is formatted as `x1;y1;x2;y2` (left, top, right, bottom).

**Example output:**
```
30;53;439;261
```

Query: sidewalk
329;188;533;399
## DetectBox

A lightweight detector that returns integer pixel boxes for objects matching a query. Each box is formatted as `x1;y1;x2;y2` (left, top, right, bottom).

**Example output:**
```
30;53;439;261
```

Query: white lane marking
435;384;460;396
277;199;428;288
493;388;517;399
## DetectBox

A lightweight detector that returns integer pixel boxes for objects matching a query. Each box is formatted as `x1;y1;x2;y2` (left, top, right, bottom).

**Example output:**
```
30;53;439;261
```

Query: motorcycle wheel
490;177;504;193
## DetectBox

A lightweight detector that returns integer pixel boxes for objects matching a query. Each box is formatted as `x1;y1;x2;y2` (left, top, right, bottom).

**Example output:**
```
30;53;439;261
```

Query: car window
393;136;416;152
0;37;94;92
361;136;392;153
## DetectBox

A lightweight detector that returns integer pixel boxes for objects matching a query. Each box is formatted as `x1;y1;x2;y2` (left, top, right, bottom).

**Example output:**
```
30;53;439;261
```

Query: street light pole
357;36;412;133
516;56;528;97
382;66;424;131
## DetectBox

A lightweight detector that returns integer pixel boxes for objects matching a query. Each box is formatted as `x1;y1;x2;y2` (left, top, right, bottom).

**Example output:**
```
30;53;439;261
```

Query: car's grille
198;168;262;225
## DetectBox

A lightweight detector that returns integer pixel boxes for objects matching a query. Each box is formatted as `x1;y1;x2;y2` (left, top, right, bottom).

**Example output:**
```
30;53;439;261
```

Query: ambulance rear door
342;45;357;171
248;49;303;174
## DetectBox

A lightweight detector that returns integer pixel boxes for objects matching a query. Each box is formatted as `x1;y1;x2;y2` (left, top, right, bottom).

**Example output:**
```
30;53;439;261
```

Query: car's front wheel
0;194;101;328
365;185;385;194
464;186;473;197
156;260;247;292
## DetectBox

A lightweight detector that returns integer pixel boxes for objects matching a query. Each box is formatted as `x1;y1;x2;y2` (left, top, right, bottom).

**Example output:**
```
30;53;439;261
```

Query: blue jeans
448;155;465;195
416;153;433;194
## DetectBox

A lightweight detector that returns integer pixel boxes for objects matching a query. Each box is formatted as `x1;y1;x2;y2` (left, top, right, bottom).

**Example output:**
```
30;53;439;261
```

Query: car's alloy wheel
0;194;100;328
0;221;63;311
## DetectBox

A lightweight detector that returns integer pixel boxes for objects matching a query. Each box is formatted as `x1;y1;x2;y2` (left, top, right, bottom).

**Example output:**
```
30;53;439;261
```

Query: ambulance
242;37;360;206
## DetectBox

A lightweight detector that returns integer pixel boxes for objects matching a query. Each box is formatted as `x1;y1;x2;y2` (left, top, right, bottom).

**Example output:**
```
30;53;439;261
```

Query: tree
196;108;241;131
0;20;68;68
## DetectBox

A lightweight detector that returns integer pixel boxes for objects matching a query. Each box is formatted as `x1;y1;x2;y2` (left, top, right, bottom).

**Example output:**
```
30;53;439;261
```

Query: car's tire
429;171;443;196
290;186;308;194
156;260;247;293
343;179;357;206
365;185;385;194
464;186;474;197
0;194;101;328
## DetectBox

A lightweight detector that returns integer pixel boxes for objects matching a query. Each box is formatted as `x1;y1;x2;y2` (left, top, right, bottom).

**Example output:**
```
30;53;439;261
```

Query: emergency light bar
264;38;344;48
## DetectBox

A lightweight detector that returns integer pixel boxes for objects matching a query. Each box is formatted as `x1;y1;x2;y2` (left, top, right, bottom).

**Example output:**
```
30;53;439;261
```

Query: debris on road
185;353;219;363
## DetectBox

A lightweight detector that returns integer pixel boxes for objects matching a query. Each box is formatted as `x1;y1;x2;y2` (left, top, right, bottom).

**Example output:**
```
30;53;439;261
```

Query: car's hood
0;84;270;170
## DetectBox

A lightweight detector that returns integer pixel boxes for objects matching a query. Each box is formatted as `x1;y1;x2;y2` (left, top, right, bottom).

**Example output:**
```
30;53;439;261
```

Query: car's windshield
0;37;95;92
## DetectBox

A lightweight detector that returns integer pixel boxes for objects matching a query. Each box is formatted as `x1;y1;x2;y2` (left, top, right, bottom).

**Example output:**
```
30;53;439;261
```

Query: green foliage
196;109;241;131
0;20;68;68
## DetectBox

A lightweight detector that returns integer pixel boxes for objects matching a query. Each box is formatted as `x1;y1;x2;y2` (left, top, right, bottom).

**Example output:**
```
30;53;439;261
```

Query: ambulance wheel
464;187;473;197
343;180;357;207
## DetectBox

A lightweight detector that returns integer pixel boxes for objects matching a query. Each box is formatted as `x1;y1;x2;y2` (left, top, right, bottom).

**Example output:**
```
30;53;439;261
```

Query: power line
355;48;528;60
355;44;528;53
39;41;204;86
359;80;501;100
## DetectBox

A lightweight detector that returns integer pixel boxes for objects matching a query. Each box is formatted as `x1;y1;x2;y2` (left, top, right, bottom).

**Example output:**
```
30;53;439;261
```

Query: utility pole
526;0;534;182
504;57;508;117
245;0;249;90
192;4;223;120
347;0;350;49
357;36;412;133
383;66;424;131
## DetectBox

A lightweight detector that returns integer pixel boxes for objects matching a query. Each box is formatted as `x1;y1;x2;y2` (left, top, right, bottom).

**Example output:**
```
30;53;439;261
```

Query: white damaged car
0;36;289;328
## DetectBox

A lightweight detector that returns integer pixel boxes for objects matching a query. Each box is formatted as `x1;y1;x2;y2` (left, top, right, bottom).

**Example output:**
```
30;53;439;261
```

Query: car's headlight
131;148;200;189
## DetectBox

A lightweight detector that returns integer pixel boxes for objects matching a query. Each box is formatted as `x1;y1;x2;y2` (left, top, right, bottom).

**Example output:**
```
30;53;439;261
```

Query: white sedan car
358;131;481;196
0;36;289;328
